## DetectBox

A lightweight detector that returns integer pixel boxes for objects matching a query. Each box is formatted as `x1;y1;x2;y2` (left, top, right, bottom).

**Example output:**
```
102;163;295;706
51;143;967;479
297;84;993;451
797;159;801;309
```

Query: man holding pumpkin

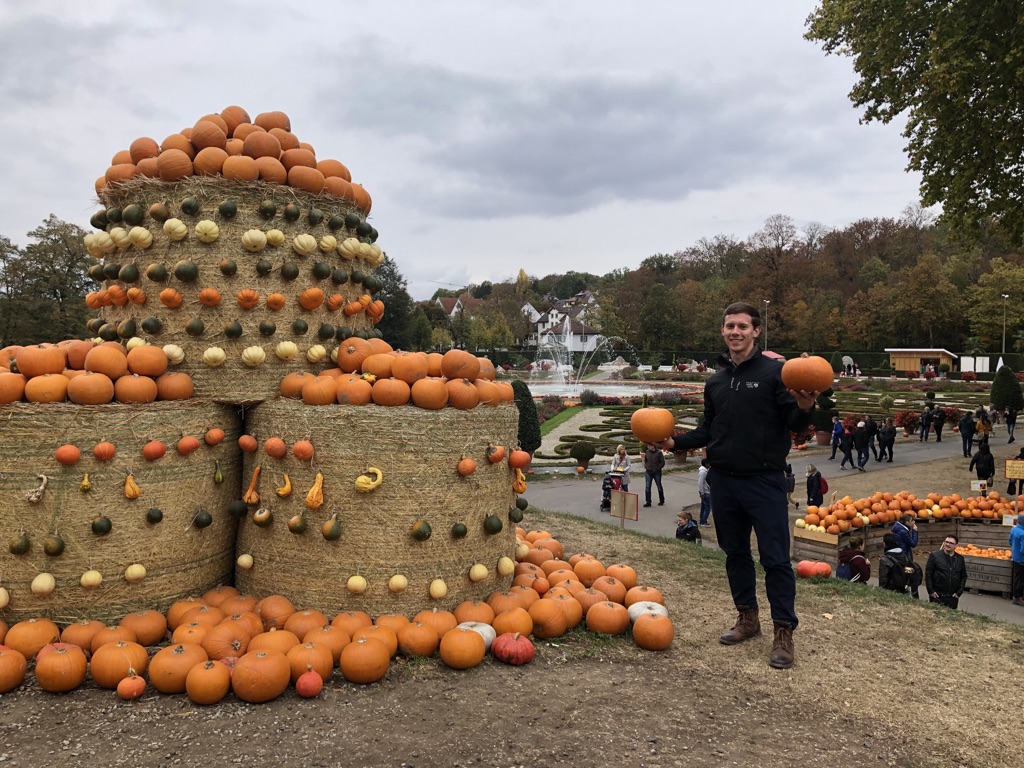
659;302;817;669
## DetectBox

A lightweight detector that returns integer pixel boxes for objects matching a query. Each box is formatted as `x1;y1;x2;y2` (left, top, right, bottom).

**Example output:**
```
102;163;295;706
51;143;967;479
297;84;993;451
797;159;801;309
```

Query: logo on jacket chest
744;382;759;389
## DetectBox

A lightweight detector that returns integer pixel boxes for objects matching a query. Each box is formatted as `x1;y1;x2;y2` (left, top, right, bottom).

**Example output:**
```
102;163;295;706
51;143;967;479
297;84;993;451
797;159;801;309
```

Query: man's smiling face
721;312;760;359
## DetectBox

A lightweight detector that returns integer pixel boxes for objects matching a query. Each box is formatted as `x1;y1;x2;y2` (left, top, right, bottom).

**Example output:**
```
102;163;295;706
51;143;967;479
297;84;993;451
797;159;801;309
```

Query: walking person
659;301;818;669
610;444;631;492
877;417;896;462
969;442;995;487
785;464;798;509
853;421;870;472
1007;408;1018;444
829;415;843;461
839;425;855;470
925;534;968;609
641;442;665;508
959;411;977;457
932;406;947;442
697;458;712;526
919;405;934;442
1010;514;1024;607
806;464;824;508
976;408;993;446
864;415;879;460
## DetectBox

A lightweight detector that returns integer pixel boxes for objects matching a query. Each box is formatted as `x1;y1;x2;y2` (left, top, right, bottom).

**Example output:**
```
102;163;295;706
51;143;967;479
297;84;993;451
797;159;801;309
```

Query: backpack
819;476;829;495
835;560;853;581
880;552;913;593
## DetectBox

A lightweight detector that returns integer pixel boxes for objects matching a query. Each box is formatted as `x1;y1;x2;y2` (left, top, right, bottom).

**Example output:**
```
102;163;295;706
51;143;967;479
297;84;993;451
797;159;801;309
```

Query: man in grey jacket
641;442;666;507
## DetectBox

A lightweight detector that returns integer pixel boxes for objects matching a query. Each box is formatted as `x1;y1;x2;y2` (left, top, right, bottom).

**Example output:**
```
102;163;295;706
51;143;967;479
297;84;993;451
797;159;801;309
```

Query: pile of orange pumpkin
281;344;516;410
0;341;193;405
797;490;1020;535
97;107;372;215
0;528;673;702
955;544;1012;560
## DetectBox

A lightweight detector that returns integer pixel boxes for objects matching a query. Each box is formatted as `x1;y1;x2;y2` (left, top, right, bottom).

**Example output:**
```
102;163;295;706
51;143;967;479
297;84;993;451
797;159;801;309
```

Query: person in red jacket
838;536;871;583
659;302;817;670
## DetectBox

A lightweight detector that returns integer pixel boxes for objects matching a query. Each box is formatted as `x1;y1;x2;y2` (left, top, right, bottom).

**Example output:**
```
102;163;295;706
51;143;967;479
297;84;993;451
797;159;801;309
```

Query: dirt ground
2;450;1022;768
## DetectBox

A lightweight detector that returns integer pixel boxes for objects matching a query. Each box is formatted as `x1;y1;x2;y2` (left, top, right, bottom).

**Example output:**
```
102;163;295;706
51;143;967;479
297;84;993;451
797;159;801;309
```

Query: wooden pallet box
957;520;1015;549
792;519;957;570
962;554;1012;595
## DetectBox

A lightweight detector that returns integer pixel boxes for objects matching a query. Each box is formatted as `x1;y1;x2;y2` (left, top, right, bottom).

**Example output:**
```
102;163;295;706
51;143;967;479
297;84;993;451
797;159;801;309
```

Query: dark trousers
1012;561;1024;599
708;470;797;627
644;470;664;505
840;447;854;468
830;434;840;459
867;436;879;460
878;440;894;461
857;447;869;468
962;433;974;456
929;594;959;609
934;424;943;442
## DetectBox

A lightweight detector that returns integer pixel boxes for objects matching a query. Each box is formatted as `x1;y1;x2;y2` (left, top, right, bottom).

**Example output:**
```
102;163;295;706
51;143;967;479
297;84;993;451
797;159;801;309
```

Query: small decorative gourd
128;226;153;248
266;229;285;246
241;346;267;367
354;467;383;493
194;220;219;243
274;341;298;361
203;347;226;367
163;344;185;365
292;234;317;256
241;229;267;252
162;218;188;241
306;344;327;363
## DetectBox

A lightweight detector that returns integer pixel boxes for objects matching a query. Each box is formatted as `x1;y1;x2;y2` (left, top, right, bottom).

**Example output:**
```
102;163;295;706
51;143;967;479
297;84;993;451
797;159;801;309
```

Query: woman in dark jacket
805;464;823;507
969;442;995;484
877;417;897;462
839;427;855;469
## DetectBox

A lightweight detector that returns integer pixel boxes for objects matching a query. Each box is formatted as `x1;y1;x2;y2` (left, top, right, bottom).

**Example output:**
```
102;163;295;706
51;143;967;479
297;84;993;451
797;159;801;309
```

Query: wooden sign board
1005;459;1024;480
609;490;639;524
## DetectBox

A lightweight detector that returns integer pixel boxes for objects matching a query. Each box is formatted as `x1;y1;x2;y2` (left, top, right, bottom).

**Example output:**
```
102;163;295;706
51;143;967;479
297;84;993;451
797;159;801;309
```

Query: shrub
991;364;1024;411
569;441;597;464
923;371;936;380
938;362;950;374
511;380;542;453
905;370;919;379
578;388;601;406
962;371;978;382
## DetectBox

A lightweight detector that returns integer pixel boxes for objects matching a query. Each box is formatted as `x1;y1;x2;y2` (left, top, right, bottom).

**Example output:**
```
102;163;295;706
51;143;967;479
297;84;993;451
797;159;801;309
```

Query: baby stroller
600;471;624;510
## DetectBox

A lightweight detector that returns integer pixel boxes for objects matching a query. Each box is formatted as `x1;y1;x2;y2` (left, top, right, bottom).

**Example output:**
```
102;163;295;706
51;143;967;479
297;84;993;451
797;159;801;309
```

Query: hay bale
96;178;379;404
236;399;520;615
0;401;243;624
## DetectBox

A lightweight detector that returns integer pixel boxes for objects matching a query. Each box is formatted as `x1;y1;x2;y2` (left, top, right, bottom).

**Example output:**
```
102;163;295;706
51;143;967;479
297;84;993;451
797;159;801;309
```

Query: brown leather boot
719;607;761;645
769;623;795;669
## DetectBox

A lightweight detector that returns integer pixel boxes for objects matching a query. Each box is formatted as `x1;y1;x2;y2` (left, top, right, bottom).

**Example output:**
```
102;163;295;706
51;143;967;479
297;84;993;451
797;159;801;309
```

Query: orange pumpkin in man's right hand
630;407;676;444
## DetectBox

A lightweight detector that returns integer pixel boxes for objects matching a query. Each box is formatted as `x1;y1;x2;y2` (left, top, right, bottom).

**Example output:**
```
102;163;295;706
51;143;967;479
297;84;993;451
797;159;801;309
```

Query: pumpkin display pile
955;544;1012;560
796;490;1019;535
0;527;674;702
0;105;528;624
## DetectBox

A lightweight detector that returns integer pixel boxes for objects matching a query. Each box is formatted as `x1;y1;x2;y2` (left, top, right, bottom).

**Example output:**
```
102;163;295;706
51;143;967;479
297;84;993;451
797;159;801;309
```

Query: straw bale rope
0;401;243;624
236;399;520;615
96;178;378;404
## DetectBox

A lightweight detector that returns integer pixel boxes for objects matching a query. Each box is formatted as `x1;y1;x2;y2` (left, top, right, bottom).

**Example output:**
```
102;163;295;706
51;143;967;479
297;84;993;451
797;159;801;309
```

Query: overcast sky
0;1;924;300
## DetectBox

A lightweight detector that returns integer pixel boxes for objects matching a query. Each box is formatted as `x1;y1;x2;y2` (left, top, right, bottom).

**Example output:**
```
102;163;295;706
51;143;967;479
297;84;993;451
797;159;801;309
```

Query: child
676;511;702;544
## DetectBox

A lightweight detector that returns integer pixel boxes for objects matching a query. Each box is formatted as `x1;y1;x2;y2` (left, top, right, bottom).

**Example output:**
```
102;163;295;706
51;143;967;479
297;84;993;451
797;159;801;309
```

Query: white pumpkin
496;556;515;576
338;237;360;260
0;585;9;609
31;572;56;596
319;234;338;252
346;575;367;594
92;232;115;253
109;226;131;249
627;600;669;623
125;336;148;351
357;242;372;258
241;346;267;367
128;226;153;248
124;563;147;583
292;233;317;256
236;553;254;570
515;542;530;559
241;229;267;252
162;344;185;365
468;563;489;583
274;341;299;361
457;621;496;651
429;578;448;600
388;574;408;593
266;228;286;246
203;347;227;367
306;344;327;363
194;220;219;243
162;218;188;241
80;569;103;588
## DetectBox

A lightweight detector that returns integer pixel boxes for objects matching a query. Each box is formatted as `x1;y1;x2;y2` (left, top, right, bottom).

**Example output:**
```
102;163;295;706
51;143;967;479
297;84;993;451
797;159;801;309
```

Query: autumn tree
806;1;1024;244
407;307;433;351
371;256;414;350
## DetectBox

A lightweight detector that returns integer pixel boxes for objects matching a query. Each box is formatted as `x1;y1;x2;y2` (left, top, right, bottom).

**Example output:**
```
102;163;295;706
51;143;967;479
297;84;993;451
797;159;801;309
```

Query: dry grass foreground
2;501;1022;768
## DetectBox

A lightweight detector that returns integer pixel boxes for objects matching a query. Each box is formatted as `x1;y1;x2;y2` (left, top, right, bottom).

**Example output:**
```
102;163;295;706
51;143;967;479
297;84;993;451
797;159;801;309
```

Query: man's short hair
722;302;761;328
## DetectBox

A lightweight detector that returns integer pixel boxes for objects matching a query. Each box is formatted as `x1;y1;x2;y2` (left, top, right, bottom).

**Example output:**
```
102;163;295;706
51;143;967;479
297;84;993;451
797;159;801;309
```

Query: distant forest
3;208;1024;361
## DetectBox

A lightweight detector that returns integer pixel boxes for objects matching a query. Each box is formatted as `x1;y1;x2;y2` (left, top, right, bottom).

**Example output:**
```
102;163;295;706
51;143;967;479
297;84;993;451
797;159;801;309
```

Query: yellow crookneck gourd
80;473;92;493
354;467;383;493
306;472;325;509
512;468;528;494
124;473;141;500
276;473;292;498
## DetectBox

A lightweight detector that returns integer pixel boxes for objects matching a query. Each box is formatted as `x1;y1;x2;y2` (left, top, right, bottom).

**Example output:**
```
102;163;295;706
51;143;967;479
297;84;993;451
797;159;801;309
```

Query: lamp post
763;300;770;351
1003;293;1010;356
